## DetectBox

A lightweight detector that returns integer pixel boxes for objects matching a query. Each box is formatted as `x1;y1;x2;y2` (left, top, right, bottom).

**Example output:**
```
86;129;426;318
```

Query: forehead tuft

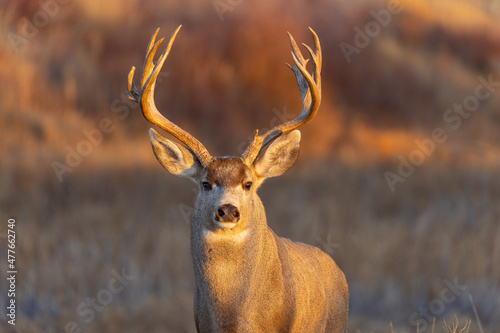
204;157;251;187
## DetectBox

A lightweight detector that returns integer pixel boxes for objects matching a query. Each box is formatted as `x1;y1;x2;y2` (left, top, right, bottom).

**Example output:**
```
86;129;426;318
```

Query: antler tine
128;26;213;166
305;27;322;85
141;28;164;88
243;28;322;164
128;33;165;102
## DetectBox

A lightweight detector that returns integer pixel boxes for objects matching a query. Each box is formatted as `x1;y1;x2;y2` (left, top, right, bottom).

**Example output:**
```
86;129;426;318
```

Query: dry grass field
1;0;500;332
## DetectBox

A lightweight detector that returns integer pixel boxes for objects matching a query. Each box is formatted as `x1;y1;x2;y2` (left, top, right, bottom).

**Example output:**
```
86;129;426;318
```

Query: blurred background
1;0;499;331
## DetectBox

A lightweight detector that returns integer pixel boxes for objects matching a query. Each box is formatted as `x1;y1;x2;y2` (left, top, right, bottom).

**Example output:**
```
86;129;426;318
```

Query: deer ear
149;128;201;179
254;130;301;179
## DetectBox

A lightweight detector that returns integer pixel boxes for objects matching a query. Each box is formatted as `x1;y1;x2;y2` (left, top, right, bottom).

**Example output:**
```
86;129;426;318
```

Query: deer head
128;25;321;235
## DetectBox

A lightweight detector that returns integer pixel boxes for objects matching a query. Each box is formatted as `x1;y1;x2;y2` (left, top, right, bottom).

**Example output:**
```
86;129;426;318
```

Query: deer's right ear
149;128;202;180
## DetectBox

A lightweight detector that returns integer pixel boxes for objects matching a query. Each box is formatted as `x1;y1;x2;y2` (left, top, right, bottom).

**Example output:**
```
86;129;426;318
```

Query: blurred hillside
1;0;500;332
1;0;500;167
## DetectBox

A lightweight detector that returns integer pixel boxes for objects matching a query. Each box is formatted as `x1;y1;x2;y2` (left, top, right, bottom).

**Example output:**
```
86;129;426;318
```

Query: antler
128;26;213;166
243;27;322;164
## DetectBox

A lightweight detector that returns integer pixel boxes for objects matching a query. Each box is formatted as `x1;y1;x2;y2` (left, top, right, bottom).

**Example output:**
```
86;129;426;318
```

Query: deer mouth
216;221;238;230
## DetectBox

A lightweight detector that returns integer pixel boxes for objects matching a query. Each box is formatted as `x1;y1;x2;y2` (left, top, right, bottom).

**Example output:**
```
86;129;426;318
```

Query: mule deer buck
128;25;348;332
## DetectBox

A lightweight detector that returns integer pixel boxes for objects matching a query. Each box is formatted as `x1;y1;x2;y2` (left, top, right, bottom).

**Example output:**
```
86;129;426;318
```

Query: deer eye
202;182;212;191
243;182;252;191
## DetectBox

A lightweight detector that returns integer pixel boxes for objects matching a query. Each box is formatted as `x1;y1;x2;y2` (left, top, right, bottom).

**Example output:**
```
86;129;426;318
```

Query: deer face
149;129;301;233
195;157;254;232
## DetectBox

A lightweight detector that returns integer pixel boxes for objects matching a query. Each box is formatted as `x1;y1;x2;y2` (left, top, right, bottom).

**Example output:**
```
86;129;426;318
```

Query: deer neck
190;196;282;319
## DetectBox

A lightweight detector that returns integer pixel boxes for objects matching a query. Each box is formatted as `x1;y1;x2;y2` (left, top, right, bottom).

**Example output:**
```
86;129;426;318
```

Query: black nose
215;204;240;223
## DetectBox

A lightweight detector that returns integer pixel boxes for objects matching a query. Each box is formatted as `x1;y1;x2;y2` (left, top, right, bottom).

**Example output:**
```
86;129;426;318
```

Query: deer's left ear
253;130;301;179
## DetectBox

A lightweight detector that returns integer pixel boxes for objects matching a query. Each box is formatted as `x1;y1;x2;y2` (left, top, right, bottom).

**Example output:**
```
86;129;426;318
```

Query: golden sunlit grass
3;162;499;332
443;316;471;333
1;0;500;332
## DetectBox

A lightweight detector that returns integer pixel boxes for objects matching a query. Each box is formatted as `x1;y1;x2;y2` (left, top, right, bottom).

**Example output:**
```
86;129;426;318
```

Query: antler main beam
128;25;213;166
243;28;322;164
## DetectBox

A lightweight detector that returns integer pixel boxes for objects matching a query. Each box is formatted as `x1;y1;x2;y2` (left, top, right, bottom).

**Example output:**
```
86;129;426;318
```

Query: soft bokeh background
1;0;499;332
